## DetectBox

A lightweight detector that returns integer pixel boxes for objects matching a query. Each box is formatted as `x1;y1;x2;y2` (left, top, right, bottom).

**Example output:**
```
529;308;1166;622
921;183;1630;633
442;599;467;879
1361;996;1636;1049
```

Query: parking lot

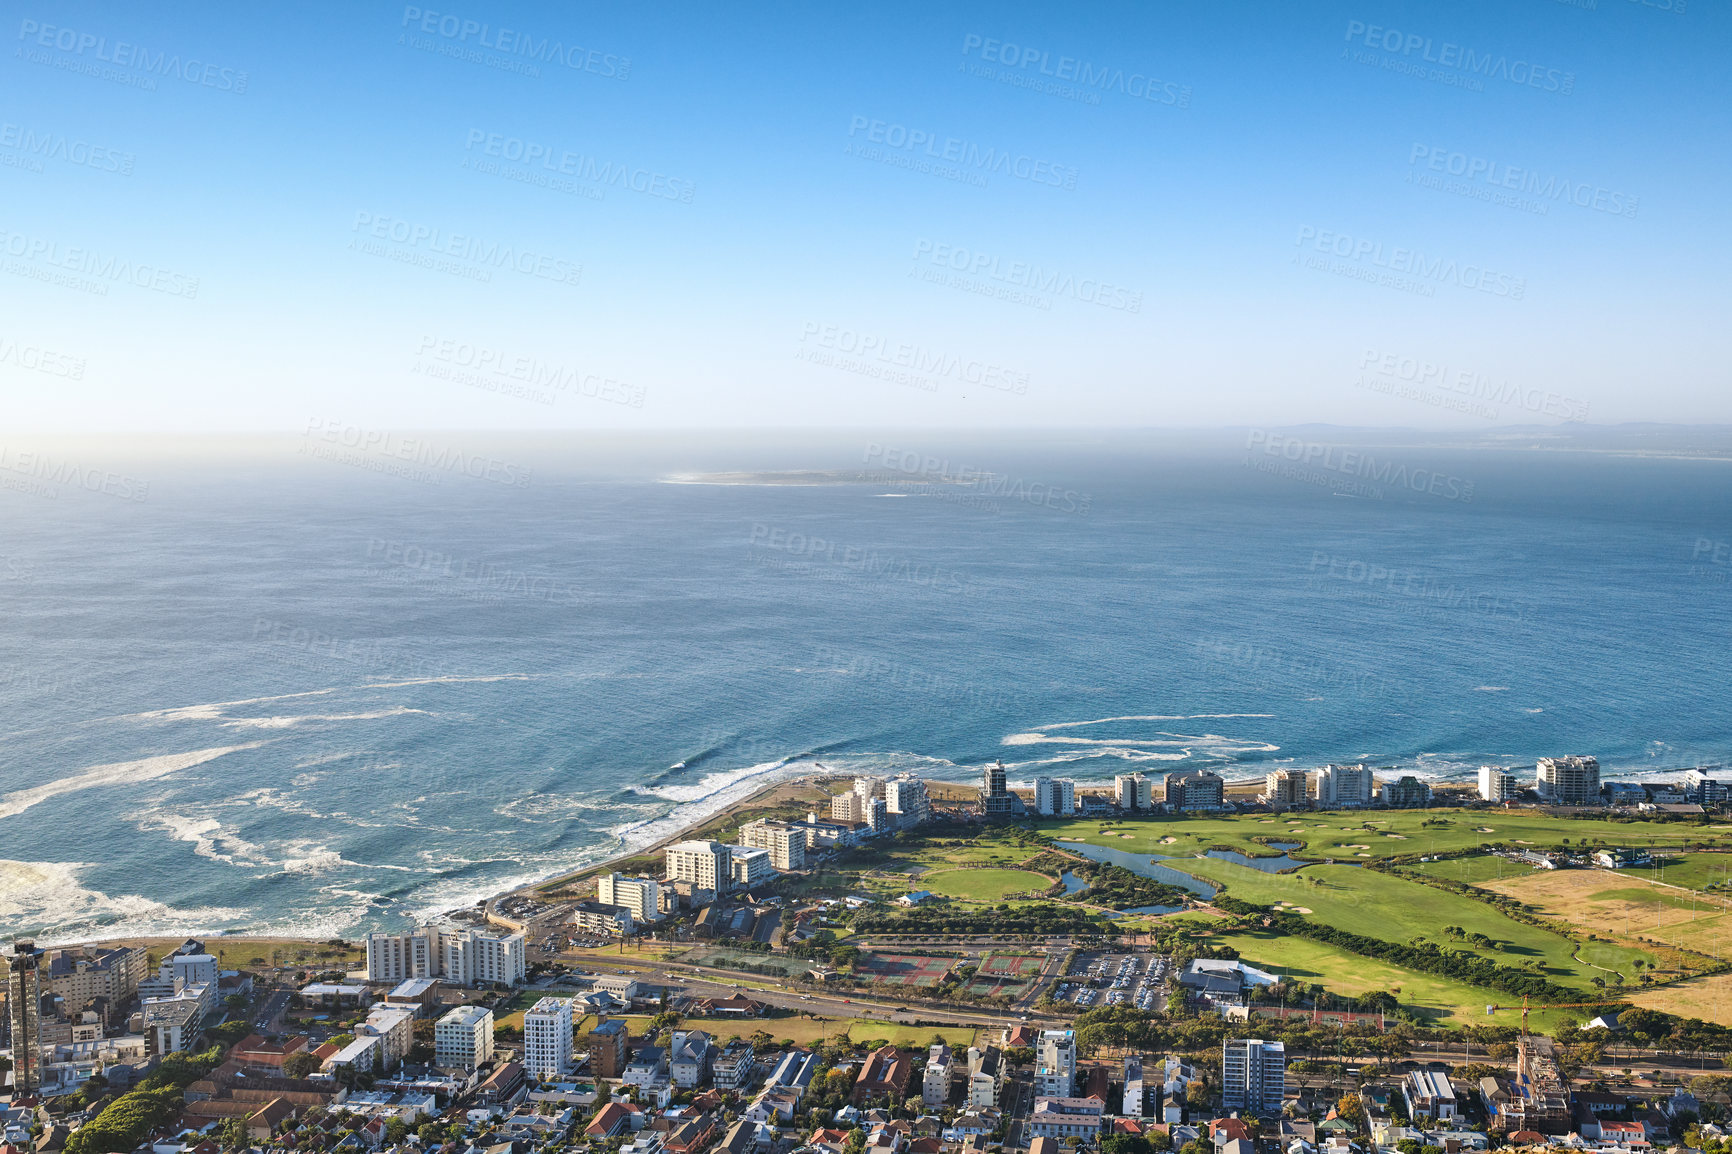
1054;951;1169;1010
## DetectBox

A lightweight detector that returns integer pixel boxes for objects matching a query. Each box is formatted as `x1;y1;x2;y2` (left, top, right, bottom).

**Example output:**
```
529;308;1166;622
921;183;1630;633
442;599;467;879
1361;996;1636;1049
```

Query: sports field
1215;927;1581;1031
1167;857;1656;986
1045;811;1732;864
922;867;1052;901
855;952;955;987
1480;868;1732;966
967;951;1044;996
1619;852;1732;894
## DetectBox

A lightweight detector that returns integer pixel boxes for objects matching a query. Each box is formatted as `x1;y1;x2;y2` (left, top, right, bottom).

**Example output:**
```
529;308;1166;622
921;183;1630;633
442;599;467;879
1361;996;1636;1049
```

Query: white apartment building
1222;1038;1286;1112
138;941;219;1001
1536;755;1601;806
1313;763;1375;808
1036;1029;1076;1098
434;1005;494;1070
886;776;930;825
924;1044;954;1107
865;796;890;832
440;927;527;986
523;997;574;1080
598;873;664;923
666;840;731;894
1478;766;1518;802
1114;774;1153;810
1263;770;1308;808
1034;777;1076;816
739;820;808;871
365;928;439;983
360;1005;417;1070
853;777;884;804
730;846;775;889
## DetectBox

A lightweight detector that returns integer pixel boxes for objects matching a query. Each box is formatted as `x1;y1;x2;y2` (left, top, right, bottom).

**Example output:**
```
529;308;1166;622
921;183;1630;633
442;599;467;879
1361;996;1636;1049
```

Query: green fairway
922;867;1052;901
1404;854;1533;885
1164;857;1657;986
1043;810;1732;864
1618;852;1732;894
1217;928;1587;1031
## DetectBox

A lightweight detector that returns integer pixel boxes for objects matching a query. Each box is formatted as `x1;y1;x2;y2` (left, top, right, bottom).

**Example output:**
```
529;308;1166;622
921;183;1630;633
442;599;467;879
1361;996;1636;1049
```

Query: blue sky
1;0;1726;431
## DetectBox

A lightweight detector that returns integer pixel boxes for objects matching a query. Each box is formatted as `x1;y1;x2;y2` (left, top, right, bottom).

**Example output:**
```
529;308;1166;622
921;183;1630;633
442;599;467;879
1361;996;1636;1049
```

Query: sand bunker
1160;836;1178;844
1356;853;1371;857
1476;827;1495;833
1384;834;1407;839
1120;834;1134;839
1344;844;1370;849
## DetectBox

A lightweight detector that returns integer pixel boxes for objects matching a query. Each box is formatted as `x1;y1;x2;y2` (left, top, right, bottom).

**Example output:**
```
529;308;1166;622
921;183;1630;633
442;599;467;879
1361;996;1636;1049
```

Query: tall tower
6;941;47;1097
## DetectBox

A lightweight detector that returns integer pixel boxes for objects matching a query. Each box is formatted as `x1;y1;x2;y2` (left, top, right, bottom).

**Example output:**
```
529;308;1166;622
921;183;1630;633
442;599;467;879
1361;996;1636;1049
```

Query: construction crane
1485;993;1632;1035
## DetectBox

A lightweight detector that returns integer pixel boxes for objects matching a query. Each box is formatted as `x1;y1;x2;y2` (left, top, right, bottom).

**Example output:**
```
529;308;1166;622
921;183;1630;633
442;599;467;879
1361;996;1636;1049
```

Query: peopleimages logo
399;7;629;79
845;116;1078;190
1245;430;1474;502
1407;144;1637;219
959;33;1191;108
1295;226;1526;300
17;18;249;93
1342;20;1574;95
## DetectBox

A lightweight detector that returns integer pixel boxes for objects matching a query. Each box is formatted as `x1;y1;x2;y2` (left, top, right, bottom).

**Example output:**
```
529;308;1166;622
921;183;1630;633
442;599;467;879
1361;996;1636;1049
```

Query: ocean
2;427;1729;943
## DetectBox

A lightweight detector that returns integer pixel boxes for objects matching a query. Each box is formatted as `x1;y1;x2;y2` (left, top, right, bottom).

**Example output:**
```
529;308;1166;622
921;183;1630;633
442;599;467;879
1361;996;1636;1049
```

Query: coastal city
7;757;1732;1154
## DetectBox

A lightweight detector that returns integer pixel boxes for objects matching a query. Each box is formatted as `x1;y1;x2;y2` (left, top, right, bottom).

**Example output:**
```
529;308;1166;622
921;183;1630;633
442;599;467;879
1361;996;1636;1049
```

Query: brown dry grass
1482;869;1732;965
1631;972;1732;1026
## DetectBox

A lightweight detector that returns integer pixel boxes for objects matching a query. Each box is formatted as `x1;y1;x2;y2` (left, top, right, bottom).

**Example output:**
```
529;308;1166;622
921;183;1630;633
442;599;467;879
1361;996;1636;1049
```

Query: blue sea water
2;428;1729;942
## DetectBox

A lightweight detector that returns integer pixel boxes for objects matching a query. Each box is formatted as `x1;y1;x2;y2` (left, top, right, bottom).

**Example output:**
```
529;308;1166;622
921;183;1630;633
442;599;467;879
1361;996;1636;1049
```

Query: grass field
1215;928;1586;1031
1404;855;1538;885
1479;869;1732;968
1166;857;1656;986
922;868;1052;901
846;1021;977;1048
1631;972;1732;1026
856;953;955;987
1620;852;1732;894
1043;811;1732;864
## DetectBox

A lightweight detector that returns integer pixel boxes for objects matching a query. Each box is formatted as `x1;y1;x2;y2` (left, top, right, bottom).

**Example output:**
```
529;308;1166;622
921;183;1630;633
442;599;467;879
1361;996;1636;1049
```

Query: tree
217;1118;247;1151
1102;1135;1154;1154
284;1052;321;1079
1185;1080;1210;1110
1336;1094;1365;1127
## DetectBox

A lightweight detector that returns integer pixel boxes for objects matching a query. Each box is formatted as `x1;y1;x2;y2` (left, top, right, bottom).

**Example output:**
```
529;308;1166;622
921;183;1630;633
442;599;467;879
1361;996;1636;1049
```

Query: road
254;988;292;1033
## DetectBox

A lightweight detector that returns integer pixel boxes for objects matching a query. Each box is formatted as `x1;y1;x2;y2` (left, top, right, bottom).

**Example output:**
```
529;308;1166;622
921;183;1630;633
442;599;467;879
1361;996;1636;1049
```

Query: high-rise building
1478;766;1518;802
5;942;46;1097
729;845;775;888
1165;771;1226;811
981;761;1013;816
365;928;440;982
1262;770;1307;808
440;927;528;986
885;776;930;826
739;820;808;871
865;796;890;832
853;777;884;805
1114;773;1153;810
598;873;664;923
829;790;866;823
1034;777;1076;816
588;1017;630;1077
434;1005;495;1070
1536;756;1601;806
924;1043;954;1107
45;946;147;1026
1123;1055;1146;1118
666;840;732;895
1312;763;1375;808
1222;1038;1286;1113
1036;1029;1076;1098
523;997;574;1080
1381;775;1433;809
1681;768;1729;805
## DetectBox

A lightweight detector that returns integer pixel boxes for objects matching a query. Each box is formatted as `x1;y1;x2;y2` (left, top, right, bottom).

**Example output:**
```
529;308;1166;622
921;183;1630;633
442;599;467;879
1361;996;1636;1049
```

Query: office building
666;840;732;895
1262;770;1307;808
729;846;775;889
1536;755;1601;806
1221;1038;1286;1113
1036;1029;1076;1098
598;873;664;924
1115;773;1153;810
1313;763;1375;808
434;1005;494;1070
5;942;46;1096
523;997;574;1080
740;820;808;871
588;1017;630;1077
1478;766;1518;803
1381;775;1433;809
1034;777;1077;816
885;775;930;826
1165;770;1226;811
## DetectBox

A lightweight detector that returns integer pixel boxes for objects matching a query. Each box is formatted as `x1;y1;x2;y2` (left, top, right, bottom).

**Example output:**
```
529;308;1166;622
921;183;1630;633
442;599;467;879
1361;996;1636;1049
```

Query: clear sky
2;0;1726;432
